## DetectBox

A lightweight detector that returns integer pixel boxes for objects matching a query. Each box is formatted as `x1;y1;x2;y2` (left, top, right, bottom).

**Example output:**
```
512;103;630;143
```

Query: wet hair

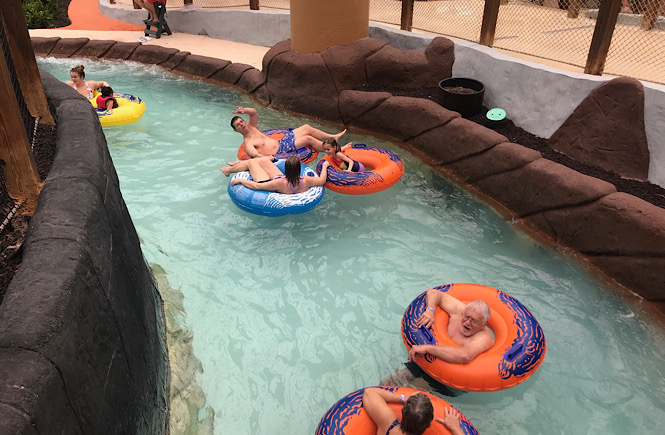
70;65;85;79
99;86;114;97
231;116;242;130
284;155;301;189
400;393;434;435
467;300;491;324
322;137;341;153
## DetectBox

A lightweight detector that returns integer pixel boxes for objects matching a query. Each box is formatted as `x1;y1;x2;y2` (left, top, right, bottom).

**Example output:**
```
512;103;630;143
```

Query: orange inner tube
402;283;546;392
320;147;404;195
316;387;476;435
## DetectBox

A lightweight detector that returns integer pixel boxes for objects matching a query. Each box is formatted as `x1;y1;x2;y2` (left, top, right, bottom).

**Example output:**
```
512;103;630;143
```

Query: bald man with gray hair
408;289;495;365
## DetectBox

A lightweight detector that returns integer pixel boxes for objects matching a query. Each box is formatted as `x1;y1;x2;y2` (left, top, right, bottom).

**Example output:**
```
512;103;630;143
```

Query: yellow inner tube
90;92;146;127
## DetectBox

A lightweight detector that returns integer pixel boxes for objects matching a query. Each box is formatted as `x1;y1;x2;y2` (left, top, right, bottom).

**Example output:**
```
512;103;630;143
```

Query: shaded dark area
355;83;665;209
0;123;57;303
53;0;72;28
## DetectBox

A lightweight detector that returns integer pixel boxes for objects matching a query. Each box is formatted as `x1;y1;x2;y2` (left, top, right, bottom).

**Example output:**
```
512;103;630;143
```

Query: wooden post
250;0;260;10
291;0;369;54
567;0;583;18
0;0;54;126
641;0;665;30
401;0;414;32
479;0;501;47
585;0;621;76
0;54;42;215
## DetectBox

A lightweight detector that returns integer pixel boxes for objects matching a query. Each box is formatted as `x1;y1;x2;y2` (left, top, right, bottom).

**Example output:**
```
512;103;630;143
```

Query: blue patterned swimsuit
276;128;296;153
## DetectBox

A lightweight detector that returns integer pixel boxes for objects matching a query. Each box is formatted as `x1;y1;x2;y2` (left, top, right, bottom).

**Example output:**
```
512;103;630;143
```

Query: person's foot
332;129;347;142
220;167;232;176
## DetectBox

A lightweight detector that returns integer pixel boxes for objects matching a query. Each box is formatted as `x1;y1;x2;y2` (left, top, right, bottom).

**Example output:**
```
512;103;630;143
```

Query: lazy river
39;58;665;434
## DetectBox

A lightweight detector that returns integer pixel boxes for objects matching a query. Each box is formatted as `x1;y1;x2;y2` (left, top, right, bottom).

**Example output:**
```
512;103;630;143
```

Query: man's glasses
461;312;482;326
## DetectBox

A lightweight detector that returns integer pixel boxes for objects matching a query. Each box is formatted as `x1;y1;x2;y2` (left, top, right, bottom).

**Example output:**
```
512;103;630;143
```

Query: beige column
290;0;370;54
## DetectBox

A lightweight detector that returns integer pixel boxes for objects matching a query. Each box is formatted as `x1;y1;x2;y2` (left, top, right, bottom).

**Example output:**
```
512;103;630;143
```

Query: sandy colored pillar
290;0;369;54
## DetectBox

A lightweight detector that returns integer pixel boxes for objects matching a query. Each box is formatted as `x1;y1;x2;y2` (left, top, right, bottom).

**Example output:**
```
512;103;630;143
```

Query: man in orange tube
407;289;494;365
230;106;346;158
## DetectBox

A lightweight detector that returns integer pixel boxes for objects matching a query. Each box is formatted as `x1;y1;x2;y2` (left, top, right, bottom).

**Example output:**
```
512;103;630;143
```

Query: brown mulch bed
355;84;665;209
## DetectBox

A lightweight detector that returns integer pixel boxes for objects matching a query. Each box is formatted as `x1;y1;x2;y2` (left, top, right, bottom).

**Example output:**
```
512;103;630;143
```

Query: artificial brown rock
210;63;254;86
321;37;387;91
75;40;116;58
261;39;292;77
253;84;269;103
265;50;341;122
237;68;265;94
588;255;665;301
409;118;506;165
366;45;432;88
129;45;179;65
174;55;230;78
348;96;459;141
532;192;665;255
339;90;392;124
158;51;190;70
424;37;454;82
51;38;89;57
443;142;542;184
104;42;140;60
473;158;617;217
31;37;61;56
548;77;649;180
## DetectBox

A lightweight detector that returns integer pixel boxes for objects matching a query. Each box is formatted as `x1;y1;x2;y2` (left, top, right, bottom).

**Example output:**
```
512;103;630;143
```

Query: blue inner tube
227;159;324;217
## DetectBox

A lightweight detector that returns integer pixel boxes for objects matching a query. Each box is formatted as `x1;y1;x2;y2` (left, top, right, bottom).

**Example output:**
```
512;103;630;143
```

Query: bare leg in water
292;125;347;152
220;156;281;180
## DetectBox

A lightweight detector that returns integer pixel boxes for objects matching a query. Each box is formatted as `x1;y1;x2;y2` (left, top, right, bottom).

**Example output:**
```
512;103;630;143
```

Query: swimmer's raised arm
233;106;258;127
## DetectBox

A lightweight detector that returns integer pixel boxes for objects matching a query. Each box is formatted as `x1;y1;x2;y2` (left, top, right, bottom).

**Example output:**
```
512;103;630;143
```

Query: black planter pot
438;77;485;118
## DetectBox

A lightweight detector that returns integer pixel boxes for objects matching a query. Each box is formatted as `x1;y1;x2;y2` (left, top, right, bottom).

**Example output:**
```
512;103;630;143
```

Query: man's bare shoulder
468;328;495;348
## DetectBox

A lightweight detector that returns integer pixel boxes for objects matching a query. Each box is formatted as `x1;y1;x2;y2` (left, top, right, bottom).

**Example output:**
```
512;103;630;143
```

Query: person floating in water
322;138;365;172
65;65;109;99
230;106;346;158
408;290;494;364
96;86;119;111
361;387;464;435
221;155;329;194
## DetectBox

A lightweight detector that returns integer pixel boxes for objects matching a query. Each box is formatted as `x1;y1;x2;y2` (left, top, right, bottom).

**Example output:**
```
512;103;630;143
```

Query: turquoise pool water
40;58;665;434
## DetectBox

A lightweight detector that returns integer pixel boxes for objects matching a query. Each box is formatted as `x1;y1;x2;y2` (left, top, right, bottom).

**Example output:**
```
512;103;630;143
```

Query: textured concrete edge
98;3;665;187
31;38;664;303
0;70;169;433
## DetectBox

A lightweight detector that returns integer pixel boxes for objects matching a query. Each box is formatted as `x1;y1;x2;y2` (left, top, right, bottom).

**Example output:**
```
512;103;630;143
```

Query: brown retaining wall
30;36;665;316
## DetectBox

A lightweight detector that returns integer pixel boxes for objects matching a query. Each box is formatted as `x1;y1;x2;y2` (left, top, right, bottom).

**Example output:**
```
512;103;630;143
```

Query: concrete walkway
30;29;271;68
30;0;270;68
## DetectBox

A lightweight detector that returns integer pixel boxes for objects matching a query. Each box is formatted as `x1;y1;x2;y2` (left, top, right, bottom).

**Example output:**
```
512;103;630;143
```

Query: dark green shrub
22;0;63;29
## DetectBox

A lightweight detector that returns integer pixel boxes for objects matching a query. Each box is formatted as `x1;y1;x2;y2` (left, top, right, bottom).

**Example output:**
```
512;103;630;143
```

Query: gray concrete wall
0;71;169;434
100;3;665;188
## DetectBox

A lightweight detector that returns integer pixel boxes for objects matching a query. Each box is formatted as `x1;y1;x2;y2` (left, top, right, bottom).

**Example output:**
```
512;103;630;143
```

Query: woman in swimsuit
322;138;365;173
64;65;110;99
221;155;329;194
361;387;463;435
